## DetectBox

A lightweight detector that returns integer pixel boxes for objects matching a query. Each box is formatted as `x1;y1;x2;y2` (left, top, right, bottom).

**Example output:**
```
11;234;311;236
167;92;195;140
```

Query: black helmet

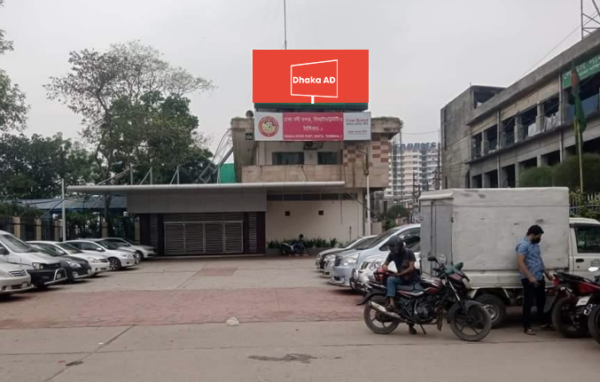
387;236;404;252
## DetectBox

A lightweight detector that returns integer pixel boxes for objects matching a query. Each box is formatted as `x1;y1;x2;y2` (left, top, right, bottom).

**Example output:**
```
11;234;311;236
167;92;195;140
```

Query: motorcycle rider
294;234;305;254
382;235;420;335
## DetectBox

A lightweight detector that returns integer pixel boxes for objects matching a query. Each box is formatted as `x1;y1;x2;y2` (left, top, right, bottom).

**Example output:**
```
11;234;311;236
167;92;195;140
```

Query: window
272;152;304;165
575;226;600;253
318;210;324;216
285;211;291;216
0;234;35;253
318;152;339;165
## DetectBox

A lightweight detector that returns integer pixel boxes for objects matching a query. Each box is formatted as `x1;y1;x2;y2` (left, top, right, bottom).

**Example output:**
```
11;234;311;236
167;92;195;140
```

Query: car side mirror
96;248;104;252
380;245;389;251
427;255;437;262
0;247;8;255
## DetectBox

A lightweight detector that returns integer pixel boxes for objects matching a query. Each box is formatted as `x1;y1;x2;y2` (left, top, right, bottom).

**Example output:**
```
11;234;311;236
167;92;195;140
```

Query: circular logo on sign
258;116;279;137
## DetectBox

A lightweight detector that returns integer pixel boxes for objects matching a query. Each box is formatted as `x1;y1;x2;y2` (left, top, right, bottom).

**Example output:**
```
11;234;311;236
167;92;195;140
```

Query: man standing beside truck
516;225;554;335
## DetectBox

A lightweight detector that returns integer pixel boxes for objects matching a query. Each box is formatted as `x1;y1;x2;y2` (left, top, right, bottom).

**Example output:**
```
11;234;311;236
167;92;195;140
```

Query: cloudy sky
0;0;586;149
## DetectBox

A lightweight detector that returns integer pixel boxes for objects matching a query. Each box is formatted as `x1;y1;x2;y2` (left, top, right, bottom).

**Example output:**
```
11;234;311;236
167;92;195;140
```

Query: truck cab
569;218;600;278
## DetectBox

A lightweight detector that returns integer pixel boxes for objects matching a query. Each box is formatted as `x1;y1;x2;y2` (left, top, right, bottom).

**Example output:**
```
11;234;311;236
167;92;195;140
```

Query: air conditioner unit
304;141;324;150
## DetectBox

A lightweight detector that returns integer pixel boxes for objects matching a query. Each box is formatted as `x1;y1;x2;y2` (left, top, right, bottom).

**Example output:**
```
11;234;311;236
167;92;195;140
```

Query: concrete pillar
102;222;109;238
54;221;61;241
536;102;544;132
12;217;20;238
514;115;522;143
134;217;141;243
538;155;547;167
515;164;521;187
35;219;42;240
482;173;490;188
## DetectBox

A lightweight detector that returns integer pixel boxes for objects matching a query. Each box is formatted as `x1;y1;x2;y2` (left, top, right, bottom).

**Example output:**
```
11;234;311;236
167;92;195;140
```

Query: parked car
103;237;156;260
66;239;136;271
330;224;420;290
28;241;110;275
29;244;92;282
89;239;140;264
315;235;376;271
0;262;33;297
0;230;67;288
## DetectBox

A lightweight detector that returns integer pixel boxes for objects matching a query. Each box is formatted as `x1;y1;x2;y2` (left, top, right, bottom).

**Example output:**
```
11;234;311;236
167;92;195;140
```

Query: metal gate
163;213;243;255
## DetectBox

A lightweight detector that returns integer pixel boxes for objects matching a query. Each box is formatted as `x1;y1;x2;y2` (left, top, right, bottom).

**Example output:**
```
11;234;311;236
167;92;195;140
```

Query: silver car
315;236;375;271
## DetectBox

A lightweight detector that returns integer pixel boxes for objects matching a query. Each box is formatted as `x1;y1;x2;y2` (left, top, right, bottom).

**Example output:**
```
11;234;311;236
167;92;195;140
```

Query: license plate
577;296;591;306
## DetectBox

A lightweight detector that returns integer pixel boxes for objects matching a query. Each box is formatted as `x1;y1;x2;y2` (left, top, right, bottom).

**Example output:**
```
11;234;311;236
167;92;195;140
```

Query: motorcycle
551;267;600;338
279;241;307;256
358;255;492;342
584;267;600;346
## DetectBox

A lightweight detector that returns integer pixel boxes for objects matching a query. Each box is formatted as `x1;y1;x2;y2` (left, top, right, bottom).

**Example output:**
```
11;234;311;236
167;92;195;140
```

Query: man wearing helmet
382;235;420;334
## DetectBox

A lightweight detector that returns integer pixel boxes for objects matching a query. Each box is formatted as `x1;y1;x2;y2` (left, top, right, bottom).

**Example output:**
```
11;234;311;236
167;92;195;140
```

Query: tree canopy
519;166;554;188
0;0;28;131
45;41;214;183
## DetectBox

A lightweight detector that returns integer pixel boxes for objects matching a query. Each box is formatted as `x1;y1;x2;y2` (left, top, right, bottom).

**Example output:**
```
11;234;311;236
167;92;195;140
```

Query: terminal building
70;104;401;256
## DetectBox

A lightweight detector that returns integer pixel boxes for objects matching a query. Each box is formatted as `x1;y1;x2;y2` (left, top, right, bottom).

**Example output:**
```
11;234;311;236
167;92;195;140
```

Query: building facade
442;30;600;189
385;142;439;206
70;106;402;256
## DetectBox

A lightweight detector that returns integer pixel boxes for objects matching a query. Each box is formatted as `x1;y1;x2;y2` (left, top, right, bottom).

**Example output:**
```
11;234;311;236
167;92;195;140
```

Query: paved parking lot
1;257;598;382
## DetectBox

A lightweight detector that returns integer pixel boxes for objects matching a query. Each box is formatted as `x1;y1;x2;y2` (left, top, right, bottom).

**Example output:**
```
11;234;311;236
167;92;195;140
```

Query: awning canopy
69;181;346;195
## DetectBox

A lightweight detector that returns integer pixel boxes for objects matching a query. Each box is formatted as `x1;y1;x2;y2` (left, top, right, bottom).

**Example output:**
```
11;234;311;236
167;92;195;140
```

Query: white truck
419;188;600;328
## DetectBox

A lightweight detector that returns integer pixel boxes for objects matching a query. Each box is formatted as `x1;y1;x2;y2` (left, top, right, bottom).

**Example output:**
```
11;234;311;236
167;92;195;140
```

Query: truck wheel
476;294;507;329
588;304;600;346
552;298;589;338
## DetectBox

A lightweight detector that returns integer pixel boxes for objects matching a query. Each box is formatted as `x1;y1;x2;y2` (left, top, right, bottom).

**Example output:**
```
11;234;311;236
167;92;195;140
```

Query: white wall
266;198;364;243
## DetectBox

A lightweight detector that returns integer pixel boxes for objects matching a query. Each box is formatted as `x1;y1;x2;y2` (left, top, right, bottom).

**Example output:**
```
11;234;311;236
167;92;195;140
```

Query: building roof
15;196;126;211
468;29;600;125
68;181;347;195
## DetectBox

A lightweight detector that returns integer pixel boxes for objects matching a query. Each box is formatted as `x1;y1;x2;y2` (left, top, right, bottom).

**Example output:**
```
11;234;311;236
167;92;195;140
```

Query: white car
0;263;33;297
315;235;376;271
89;239;141;264
66;240;136;271
28;241;110;275
103;237;156;260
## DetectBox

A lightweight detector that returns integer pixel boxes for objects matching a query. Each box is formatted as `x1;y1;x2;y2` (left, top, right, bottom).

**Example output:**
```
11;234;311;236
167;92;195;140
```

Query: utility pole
59;145;67;242
581;0;600;39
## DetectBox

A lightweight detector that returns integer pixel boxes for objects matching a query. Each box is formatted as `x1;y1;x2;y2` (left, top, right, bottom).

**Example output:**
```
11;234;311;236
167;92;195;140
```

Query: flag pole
578;124;584;192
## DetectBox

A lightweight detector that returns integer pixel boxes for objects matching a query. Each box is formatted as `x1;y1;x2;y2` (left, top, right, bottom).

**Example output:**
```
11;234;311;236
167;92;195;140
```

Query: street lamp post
357;147;371;236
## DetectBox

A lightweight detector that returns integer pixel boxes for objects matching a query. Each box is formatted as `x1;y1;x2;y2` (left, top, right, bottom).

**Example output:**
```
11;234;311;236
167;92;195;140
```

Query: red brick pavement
0;288;363;329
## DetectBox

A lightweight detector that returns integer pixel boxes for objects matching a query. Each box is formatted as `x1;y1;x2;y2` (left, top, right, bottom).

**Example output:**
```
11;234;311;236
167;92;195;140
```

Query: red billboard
253;50;368;104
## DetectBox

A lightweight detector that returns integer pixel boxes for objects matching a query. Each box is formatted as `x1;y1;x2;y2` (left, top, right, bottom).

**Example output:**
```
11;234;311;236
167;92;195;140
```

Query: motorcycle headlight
368;260;383;271
342;255;358;266
32;262;43;270
67;261;81;268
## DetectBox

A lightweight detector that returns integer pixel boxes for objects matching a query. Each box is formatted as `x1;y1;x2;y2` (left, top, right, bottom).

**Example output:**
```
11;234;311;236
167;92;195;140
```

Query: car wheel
108;257;122;271
136;251;143;262
476;294;507;329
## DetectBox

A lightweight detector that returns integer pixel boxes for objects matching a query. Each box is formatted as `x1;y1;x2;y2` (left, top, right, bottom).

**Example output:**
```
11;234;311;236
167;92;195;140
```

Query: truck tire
587;304;600;346
476;294;507;329
552;298;589;338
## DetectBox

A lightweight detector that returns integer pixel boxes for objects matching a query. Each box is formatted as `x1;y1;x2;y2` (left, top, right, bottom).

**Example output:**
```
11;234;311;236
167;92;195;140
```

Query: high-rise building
385;141;439;206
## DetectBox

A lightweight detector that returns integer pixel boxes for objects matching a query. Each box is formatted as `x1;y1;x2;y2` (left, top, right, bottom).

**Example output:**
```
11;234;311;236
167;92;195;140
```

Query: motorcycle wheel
449;304;492;342
587;304;600;346
363;295;400;335
552;298;589;338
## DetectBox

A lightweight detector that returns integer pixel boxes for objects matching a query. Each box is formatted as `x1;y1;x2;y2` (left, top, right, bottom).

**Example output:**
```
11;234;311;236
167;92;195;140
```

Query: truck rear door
571;224;600;278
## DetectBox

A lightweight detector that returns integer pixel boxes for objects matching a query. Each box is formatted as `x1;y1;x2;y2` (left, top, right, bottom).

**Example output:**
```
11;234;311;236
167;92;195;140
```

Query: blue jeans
386;276;411;298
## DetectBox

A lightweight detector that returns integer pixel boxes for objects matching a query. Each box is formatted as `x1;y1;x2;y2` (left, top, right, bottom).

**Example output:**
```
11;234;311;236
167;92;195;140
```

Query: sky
0;0;587;150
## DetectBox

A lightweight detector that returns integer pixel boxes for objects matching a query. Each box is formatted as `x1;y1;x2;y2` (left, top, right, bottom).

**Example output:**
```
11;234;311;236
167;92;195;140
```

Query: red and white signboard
253;50;368;104
254;112;371;141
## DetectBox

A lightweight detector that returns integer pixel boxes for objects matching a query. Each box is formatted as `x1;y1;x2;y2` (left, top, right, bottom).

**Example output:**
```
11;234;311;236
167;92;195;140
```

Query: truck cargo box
420;188;570;287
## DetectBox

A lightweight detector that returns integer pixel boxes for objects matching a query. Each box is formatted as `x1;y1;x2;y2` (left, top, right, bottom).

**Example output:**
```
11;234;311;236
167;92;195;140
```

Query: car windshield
57;243;84;254
355;229;401;250
33;245;61;257
0;234;36;253
110;239;131;247
352;237;376;250
97;240;120;250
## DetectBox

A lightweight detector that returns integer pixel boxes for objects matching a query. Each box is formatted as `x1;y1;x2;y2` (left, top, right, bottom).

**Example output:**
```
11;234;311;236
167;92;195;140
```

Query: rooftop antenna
284;0;288;49
581;0;600;39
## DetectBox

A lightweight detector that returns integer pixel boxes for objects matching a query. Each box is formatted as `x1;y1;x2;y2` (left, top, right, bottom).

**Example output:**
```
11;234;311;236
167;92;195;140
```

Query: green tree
45;41;213;184
0;0;28;131
519;166;555;188
0;133;99;199
386;204;409;220
554;154;600;193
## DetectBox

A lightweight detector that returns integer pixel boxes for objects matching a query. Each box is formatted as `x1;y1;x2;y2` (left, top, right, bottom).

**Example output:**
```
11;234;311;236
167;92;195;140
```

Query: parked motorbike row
315;232;600;346
0;229;155;298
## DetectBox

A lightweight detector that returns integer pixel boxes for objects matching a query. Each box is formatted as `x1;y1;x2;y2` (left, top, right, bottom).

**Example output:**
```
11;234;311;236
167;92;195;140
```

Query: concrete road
0;258;598;382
